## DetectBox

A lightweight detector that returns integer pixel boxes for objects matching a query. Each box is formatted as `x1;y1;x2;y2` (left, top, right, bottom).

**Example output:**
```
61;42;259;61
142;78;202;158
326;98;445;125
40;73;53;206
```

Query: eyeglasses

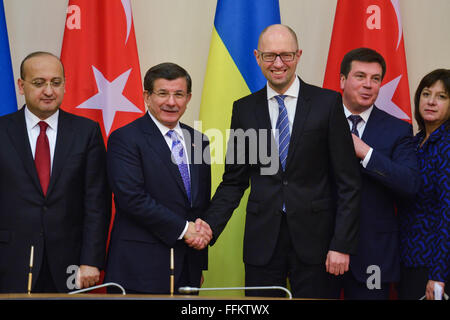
258;51;297;62
152;90;188;100
23;78;65;89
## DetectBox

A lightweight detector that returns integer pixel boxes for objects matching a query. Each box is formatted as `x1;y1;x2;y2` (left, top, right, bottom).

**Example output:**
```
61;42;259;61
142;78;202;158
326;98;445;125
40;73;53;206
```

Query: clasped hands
183;218;212;250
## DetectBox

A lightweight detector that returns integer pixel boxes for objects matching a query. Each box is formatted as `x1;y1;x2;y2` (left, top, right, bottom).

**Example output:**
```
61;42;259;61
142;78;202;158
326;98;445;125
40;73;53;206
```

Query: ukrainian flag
199;0;280;296
0;0;16;116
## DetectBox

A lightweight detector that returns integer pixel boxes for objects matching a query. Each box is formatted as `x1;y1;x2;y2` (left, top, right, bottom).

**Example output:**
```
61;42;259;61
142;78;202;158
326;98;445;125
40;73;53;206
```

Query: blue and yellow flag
0;0;16;116
199;0;280;296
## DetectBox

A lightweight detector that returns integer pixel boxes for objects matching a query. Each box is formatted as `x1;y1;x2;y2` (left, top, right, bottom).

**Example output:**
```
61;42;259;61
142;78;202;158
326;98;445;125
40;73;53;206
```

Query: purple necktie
167;130;191;202
348;115;363;137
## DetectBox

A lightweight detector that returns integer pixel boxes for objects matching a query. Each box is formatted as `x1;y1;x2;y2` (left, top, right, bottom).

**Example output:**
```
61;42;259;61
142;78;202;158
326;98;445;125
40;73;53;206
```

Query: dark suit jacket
0;107;110;293
206;78;361;266
104;114;210;293
350;106;419;283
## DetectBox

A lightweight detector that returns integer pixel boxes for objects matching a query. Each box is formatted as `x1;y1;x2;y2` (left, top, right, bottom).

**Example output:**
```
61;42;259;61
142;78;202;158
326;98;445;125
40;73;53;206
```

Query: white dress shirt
147;111;189;239
24;106;59;173
267;76;300;139
343;105;374;168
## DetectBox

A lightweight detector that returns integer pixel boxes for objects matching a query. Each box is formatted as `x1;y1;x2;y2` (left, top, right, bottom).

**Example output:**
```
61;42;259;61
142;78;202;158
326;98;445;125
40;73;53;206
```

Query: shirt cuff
361;147;373;168
178;221;189;240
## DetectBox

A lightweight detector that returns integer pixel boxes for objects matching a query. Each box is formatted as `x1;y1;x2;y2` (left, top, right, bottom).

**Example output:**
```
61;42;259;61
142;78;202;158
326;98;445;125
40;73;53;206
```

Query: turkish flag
60;0;145;293
323;0;411;121
60;0;145;142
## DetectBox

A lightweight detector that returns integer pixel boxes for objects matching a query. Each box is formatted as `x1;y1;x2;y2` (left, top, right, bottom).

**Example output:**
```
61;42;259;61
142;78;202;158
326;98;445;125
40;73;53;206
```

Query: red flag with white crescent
60;0;145;142
323;0;411;121
60;0;144;292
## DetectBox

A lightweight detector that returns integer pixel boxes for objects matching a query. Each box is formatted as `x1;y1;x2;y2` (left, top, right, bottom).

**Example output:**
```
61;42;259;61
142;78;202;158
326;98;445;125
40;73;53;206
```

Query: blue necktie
348;115;363;137
167;130;191;202
275;95;290;171
275;95;290;213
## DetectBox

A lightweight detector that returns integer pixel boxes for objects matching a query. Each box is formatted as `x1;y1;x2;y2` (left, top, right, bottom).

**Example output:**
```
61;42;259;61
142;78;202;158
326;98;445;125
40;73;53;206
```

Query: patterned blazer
400;121;450;282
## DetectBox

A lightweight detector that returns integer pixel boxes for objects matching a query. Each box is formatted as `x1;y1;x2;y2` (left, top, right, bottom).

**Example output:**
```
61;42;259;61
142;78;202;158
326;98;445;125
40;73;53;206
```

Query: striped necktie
275;95;290;171
275;95;289;213
167;130;191;202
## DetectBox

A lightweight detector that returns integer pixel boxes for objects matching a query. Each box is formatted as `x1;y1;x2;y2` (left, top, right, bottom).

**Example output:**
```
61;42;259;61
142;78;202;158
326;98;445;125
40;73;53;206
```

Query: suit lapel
254;87;273;132
285;78;312;169
252;87;280;173
253;82;312;173
6;108;42;193
361;105;383;147
181;123;198;205
140;115;190;202
47;110;75;197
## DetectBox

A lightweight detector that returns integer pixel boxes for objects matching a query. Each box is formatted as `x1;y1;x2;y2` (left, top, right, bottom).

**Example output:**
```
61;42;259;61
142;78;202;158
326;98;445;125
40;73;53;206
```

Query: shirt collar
343;104;373;123
267;76;300;101
24;106;59;131
147;110;184;141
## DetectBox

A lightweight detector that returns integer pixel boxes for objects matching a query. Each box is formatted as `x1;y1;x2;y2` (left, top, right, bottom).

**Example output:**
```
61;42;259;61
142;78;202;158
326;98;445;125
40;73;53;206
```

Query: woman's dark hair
414;68;450;132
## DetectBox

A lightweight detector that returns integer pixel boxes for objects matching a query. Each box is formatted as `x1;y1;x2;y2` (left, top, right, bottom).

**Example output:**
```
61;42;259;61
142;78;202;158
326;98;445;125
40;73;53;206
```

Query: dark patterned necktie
35;121;50;196
348;115;363;137
167;130;191;202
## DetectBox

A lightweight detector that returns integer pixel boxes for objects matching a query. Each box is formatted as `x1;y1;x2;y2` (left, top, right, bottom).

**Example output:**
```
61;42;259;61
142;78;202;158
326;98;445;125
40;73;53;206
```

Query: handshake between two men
183;219;213;250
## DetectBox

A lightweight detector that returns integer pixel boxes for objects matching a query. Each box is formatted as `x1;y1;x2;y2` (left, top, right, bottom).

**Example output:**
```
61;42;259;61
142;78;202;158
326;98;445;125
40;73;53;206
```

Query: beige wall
5;0;450;130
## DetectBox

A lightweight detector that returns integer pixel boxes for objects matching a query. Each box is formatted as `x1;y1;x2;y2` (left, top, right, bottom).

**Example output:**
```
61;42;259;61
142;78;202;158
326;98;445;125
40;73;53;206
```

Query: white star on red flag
376;75;410;120
60;0;145;142
59;0;145;292
75;66;142;135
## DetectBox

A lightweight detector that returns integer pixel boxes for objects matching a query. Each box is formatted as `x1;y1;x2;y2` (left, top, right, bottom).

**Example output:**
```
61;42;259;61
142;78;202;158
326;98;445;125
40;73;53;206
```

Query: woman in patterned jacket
399;69;450;300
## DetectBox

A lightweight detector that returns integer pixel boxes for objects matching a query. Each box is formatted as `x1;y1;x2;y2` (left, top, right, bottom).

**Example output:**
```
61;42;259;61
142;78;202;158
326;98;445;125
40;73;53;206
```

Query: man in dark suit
104;63;212;294
338;48;419;299
0;51;110;293
204;24;361;298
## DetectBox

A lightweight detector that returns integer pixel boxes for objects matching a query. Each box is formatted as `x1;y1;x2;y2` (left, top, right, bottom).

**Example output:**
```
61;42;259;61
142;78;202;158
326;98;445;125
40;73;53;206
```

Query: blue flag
0;0;17;116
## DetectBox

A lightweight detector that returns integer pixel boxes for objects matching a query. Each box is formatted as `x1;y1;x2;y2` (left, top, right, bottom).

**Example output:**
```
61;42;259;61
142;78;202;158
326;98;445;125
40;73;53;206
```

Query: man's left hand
325;250;349;276
76;265;101;289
